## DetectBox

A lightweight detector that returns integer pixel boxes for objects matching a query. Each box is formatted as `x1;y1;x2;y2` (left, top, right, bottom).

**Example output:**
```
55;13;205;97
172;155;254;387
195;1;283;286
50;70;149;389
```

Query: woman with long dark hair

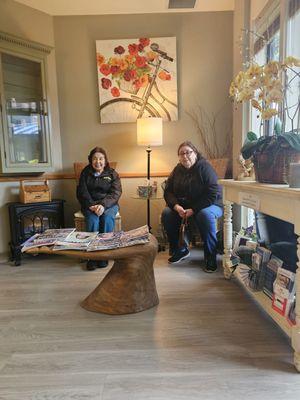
77;147;122;270
162;141;223;272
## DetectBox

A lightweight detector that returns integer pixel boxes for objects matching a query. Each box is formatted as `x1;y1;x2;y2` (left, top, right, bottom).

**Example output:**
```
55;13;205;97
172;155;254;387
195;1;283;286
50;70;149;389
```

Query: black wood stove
8;200;65;266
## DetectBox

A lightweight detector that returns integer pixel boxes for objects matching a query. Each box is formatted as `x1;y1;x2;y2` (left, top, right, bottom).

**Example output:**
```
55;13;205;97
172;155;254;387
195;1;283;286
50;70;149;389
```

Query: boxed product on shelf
273;267;296;298
272;293;291;316
249;246;271;290
255;247;272;289
272;267;295;317
262;255;283;299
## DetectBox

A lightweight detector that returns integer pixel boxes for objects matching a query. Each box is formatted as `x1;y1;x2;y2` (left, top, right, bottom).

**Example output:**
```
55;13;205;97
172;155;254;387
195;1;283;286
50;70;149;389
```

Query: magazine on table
20;233;40;252
22;228;75;252
84;231;122;252
53;231;98;251
87;225;149;251
33;228;75;244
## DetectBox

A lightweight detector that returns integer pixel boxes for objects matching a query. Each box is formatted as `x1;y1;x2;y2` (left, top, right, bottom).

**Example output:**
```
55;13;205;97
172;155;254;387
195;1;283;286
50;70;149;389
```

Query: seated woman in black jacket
162;141;223;272
77;147;122;270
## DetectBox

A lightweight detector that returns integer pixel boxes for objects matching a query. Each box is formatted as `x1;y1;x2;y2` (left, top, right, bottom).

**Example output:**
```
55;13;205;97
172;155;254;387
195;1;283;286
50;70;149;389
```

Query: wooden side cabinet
8;199;65;266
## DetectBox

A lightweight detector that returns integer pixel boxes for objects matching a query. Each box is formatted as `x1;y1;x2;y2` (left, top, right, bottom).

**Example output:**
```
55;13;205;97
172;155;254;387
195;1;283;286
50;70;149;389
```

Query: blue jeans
83;205;119;233
161;205;223;257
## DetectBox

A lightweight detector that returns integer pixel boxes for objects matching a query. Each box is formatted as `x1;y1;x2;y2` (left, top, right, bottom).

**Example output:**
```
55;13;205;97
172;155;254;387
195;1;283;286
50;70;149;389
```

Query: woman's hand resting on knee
89;204;105;216
173;204;194;219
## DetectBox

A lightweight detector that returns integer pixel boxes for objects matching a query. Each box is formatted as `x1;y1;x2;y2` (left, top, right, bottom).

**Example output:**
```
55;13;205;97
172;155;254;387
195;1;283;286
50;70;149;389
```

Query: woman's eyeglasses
179;150;194;157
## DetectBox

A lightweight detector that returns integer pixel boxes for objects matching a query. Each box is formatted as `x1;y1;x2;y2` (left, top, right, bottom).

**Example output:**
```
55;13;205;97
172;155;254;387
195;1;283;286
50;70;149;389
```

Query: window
251;9;280;137
244;0;300;228
285;0;300;133
249;0;300;138
0;32;53;173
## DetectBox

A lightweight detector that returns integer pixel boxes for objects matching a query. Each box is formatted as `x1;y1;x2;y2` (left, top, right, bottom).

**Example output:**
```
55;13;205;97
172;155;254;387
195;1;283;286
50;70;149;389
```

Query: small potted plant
230;57;300;184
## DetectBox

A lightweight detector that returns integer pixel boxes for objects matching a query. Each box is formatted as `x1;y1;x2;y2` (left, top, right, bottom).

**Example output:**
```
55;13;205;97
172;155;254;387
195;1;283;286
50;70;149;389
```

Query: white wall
0;0;63;254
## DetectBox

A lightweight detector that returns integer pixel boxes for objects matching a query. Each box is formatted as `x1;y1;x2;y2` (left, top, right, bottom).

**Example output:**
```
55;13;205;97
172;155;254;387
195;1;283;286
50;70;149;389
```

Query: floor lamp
137;117;163;232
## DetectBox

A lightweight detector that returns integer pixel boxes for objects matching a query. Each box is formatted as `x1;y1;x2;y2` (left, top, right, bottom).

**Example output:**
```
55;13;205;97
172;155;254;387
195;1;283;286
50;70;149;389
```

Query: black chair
255;212;298;272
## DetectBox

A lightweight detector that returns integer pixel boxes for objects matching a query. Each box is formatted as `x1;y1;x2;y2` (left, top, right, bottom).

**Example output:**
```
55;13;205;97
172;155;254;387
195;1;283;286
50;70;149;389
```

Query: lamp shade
137;117;163;146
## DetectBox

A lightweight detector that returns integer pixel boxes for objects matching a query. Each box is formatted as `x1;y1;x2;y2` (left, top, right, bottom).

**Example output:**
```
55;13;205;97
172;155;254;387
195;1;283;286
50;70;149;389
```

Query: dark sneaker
86;260;97;271
96;260;108;268
168;248;190;264
204;264;218;273
204;254;218;273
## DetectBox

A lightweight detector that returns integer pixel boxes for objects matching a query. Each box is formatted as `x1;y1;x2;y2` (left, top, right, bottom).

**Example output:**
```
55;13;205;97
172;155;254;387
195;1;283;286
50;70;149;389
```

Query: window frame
0;31;53;174
242;0;298;228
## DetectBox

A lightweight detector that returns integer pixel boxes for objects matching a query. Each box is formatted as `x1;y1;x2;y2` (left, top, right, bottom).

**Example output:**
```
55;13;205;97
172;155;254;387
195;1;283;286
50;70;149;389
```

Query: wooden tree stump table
25;234;159;315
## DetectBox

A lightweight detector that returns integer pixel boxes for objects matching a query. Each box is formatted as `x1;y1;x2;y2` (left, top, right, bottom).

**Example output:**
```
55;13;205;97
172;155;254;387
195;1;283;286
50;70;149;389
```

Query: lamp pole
137;117;162;233
146;146;152;232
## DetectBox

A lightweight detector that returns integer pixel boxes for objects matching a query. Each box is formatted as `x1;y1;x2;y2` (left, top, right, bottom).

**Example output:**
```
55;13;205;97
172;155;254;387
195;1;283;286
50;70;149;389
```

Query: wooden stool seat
25;234;159;315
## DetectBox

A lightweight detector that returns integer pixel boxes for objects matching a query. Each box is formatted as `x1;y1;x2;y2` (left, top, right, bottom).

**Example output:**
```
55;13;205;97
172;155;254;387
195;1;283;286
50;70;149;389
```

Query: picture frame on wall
96;37;178;123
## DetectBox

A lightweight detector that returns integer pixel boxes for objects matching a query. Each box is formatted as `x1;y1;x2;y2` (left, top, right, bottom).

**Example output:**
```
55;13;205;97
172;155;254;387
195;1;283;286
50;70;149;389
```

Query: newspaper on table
87;225;149;251
21;226;149;252
21;228;75;252
53;231;98;251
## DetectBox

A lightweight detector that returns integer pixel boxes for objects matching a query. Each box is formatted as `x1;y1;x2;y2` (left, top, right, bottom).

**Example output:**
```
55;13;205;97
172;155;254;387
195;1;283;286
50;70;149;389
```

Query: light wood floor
0;249;299;400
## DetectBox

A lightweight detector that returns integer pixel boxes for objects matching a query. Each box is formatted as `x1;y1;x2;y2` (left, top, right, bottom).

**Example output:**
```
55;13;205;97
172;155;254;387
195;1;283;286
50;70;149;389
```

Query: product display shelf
235;264;292;337
219;179;300;371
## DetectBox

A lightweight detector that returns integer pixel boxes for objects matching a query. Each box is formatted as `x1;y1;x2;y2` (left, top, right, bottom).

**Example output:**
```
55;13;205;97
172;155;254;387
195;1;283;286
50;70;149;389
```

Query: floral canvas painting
96;37;178;123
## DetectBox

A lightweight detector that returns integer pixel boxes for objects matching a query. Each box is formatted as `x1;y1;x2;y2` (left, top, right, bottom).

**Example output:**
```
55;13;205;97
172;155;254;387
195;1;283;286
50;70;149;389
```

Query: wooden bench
26;234;159;315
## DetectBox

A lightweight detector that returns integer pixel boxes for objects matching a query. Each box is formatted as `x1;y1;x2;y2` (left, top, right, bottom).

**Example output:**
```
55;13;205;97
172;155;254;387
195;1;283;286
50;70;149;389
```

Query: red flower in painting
123;70;132;81
135;56;147;68
138;43;144;52
110;65;120;75
124;69;138;81
101;78;112;89
139;38;150;47
100;63;111;76
111;87;120;97
130;69;137;80
133;79;142;89
114;45;125;54
128;43;139;55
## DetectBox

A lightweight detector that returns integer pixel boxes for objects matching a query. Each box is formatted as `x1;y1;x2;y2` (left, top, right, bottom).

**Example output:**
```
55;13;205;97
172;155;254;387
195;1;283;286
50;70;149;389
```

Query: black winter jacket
77;165;122;211
164;158;222;213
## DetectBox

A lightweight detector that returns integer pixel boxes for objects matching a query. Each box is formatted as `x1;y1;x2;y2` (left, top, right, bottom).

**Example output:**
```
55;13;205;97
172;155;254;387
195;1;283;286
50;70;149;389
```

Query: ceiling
14;0;234;16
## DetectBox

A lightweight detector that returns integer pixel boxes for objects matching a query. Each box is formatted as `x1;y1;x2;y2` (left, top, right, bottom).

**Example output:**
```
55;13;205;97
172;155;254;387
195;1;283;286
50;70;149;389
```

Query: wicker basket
74;211;86;231
253;148;300;184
